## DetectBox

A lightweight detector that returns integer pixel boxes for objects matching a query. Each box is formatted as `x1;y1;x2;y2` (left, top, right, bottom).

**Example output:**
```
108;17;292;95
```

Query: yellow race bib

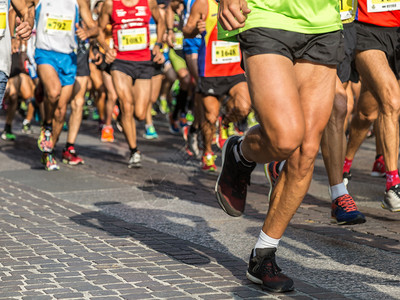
117;28;147;52
45;14;74;35
212;41;240;65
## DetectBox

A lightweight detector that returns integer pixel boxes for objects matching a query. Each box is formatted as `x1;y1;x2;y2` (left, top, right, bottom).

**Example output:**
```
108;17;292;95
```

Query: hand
93;51;103;65
197;14;206;34
15;17;32;41
75;23;89;41
11;37;20;53
105;48;117;64
166;30;175;48
218;0;251;30
152;46;165;64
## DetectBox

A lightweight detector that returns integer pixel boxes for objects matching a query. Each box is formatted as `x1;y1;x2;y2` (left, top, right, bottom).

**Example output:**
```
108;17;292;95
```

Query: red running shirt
111;0;151;61
356;0;400;27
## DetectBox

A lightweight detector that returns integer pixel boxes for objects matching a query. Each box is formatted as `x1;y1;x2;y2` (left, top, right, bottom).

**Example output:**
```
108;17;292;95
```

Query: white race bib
211;41;240;65
367;0;400;12
117;27;147;52
173;32;183;50
0;1;7;38
45;14;74;36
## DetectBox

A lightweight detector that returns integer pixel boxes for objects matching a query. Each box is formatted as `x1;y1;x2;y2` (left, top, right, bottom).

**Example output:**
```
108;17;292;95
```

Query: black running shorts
355;21;400;79
198;73;246;98
237;27;344;66
337;22;359;83
110;59;154;82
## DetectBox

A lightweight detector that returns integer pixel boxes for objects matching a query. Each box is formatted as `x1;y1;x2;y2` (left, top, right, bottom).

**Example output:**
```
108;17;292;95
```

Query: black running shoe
215;136;256;217
246;248;294;293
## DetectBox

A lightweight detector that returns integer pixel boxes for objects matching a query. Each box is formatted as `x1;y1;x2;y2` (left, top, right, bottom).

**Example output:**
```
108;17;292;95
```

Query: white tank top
0;0;11;76
35;0;79;54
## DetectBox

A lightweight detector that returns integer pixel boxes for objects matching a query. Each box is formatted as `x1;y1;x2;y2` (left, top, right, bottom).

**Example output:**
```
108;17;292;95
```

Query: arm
96;0;116;64
217;0;250;30
166;4;175;47
77;0;99;40
182;0;207;38
10;0;35;40
149;0;166;63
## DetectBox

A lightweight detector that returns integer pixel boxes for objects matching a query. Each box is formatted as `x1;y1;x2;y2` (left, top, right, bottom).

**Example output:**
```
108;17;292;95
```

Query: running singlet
198;0;244;78
356;0;400;27
111;0;151;61
341;0;357;23
35;0;79;54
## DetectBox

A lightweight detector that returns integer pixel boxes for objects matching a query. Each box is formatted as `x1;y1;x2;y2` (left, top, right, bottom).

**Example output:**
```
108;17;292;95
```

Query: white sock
278;160;286;172
330;182;348;201
253;230;280;256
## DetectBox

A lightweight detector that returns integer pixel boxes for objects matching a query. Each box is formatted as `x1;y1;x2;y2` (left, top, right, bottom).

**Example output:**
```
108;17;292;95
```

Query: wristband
155;42;163;48
167;28;173;31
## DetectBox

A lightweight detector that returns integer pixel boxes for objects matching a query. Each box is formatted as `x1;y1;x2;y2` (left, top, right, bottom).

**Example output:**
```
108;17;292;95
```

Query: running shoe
382;185;400;212
169;114;180;135
264;161;281;201
227;122;236;137
215;136;256;217
185;127;200;158
42;152;60;171
331;194;366;225
21;120;32;134
159;98;169;114
92;109;100;121
37;127;53;152
217;117;229;150
1;131;16;141
151;108;157;116
112;104;120;120
101;125;114;142
128;151;141;168
62;146;85;165
371;155;386;177
143;125;159;139
246;248;294;293
62;122;68;131
179;113;187;128
247;111;258;128
202;152;217;172
186;110;194;125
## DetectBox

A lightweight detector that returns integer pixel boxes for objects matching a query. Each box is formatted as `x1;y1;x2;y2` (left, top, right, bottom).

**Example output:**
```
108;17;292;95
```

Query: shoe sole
331;215;366;225
371;171;385;177
62;159;84;166
246;271;295;293
381;200;400;212
214;136;242;217
128;163;141;169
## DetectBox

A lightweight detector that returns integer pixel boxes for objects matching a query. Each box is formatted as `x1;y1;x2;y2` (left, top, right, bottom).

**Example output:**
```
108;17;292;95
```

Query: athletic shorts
96;52;112;74
169;48;187;73
35;48;77;86
76;43;90;77
0;71;8;108
337;22;359;83
183;37;202;55
27;62;38;80
237;28;344;65
355;21;400;79
110;59;154;82
198;73;246;98
10;53;28;78
151;54;163;77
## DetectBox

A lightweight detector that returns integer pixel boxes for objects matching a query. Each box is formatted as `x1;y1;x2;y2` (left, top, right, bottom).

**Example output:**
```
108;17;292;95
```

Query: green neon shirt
218;0;342;40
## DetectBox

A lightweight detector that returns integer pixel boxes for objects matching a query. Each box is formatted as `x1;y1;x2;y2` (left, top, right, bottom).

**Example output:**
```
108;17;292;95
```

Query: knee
331;86;348;121
134;105;147;121
46;89;61;103
357;108;378;123
264;124;304;159
380;95;400;116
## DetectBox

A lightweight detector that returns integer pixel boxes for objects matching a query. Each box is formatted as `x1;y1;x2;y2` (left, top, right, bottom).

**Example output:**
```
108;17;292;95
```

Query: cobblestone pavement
0;116;399;300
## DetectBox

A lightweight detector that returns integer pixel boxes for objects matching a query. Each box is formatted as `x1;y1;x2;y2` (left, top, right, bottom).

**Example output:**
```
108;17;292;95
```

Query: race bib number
117;27;147;51
340;0;355;20
173;32;183;50
367;0;400;12
45;14;73;35
211;41;240;65
0;1;7;38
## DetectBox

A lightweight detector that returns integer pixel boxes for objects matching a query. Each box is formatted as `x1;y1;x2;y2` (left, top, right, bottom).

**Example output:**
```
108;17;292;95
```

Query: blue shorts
0;71;8;108
183;38;202;55
35;48;77;86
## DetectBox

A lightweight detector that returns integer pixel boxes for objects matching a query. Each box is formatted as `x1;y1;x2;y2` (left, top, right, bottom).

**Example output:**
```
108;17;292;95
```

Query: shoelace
260;257;282;277
337;194;357;212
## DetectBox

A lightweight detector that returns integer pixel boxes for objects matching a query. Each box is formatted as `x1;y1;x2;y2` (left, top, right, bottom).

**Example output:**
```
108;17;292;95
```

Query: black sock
130;147;138;155
65;143;74;150
189;125;198;134
44;122;52;131
4;124;11;133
